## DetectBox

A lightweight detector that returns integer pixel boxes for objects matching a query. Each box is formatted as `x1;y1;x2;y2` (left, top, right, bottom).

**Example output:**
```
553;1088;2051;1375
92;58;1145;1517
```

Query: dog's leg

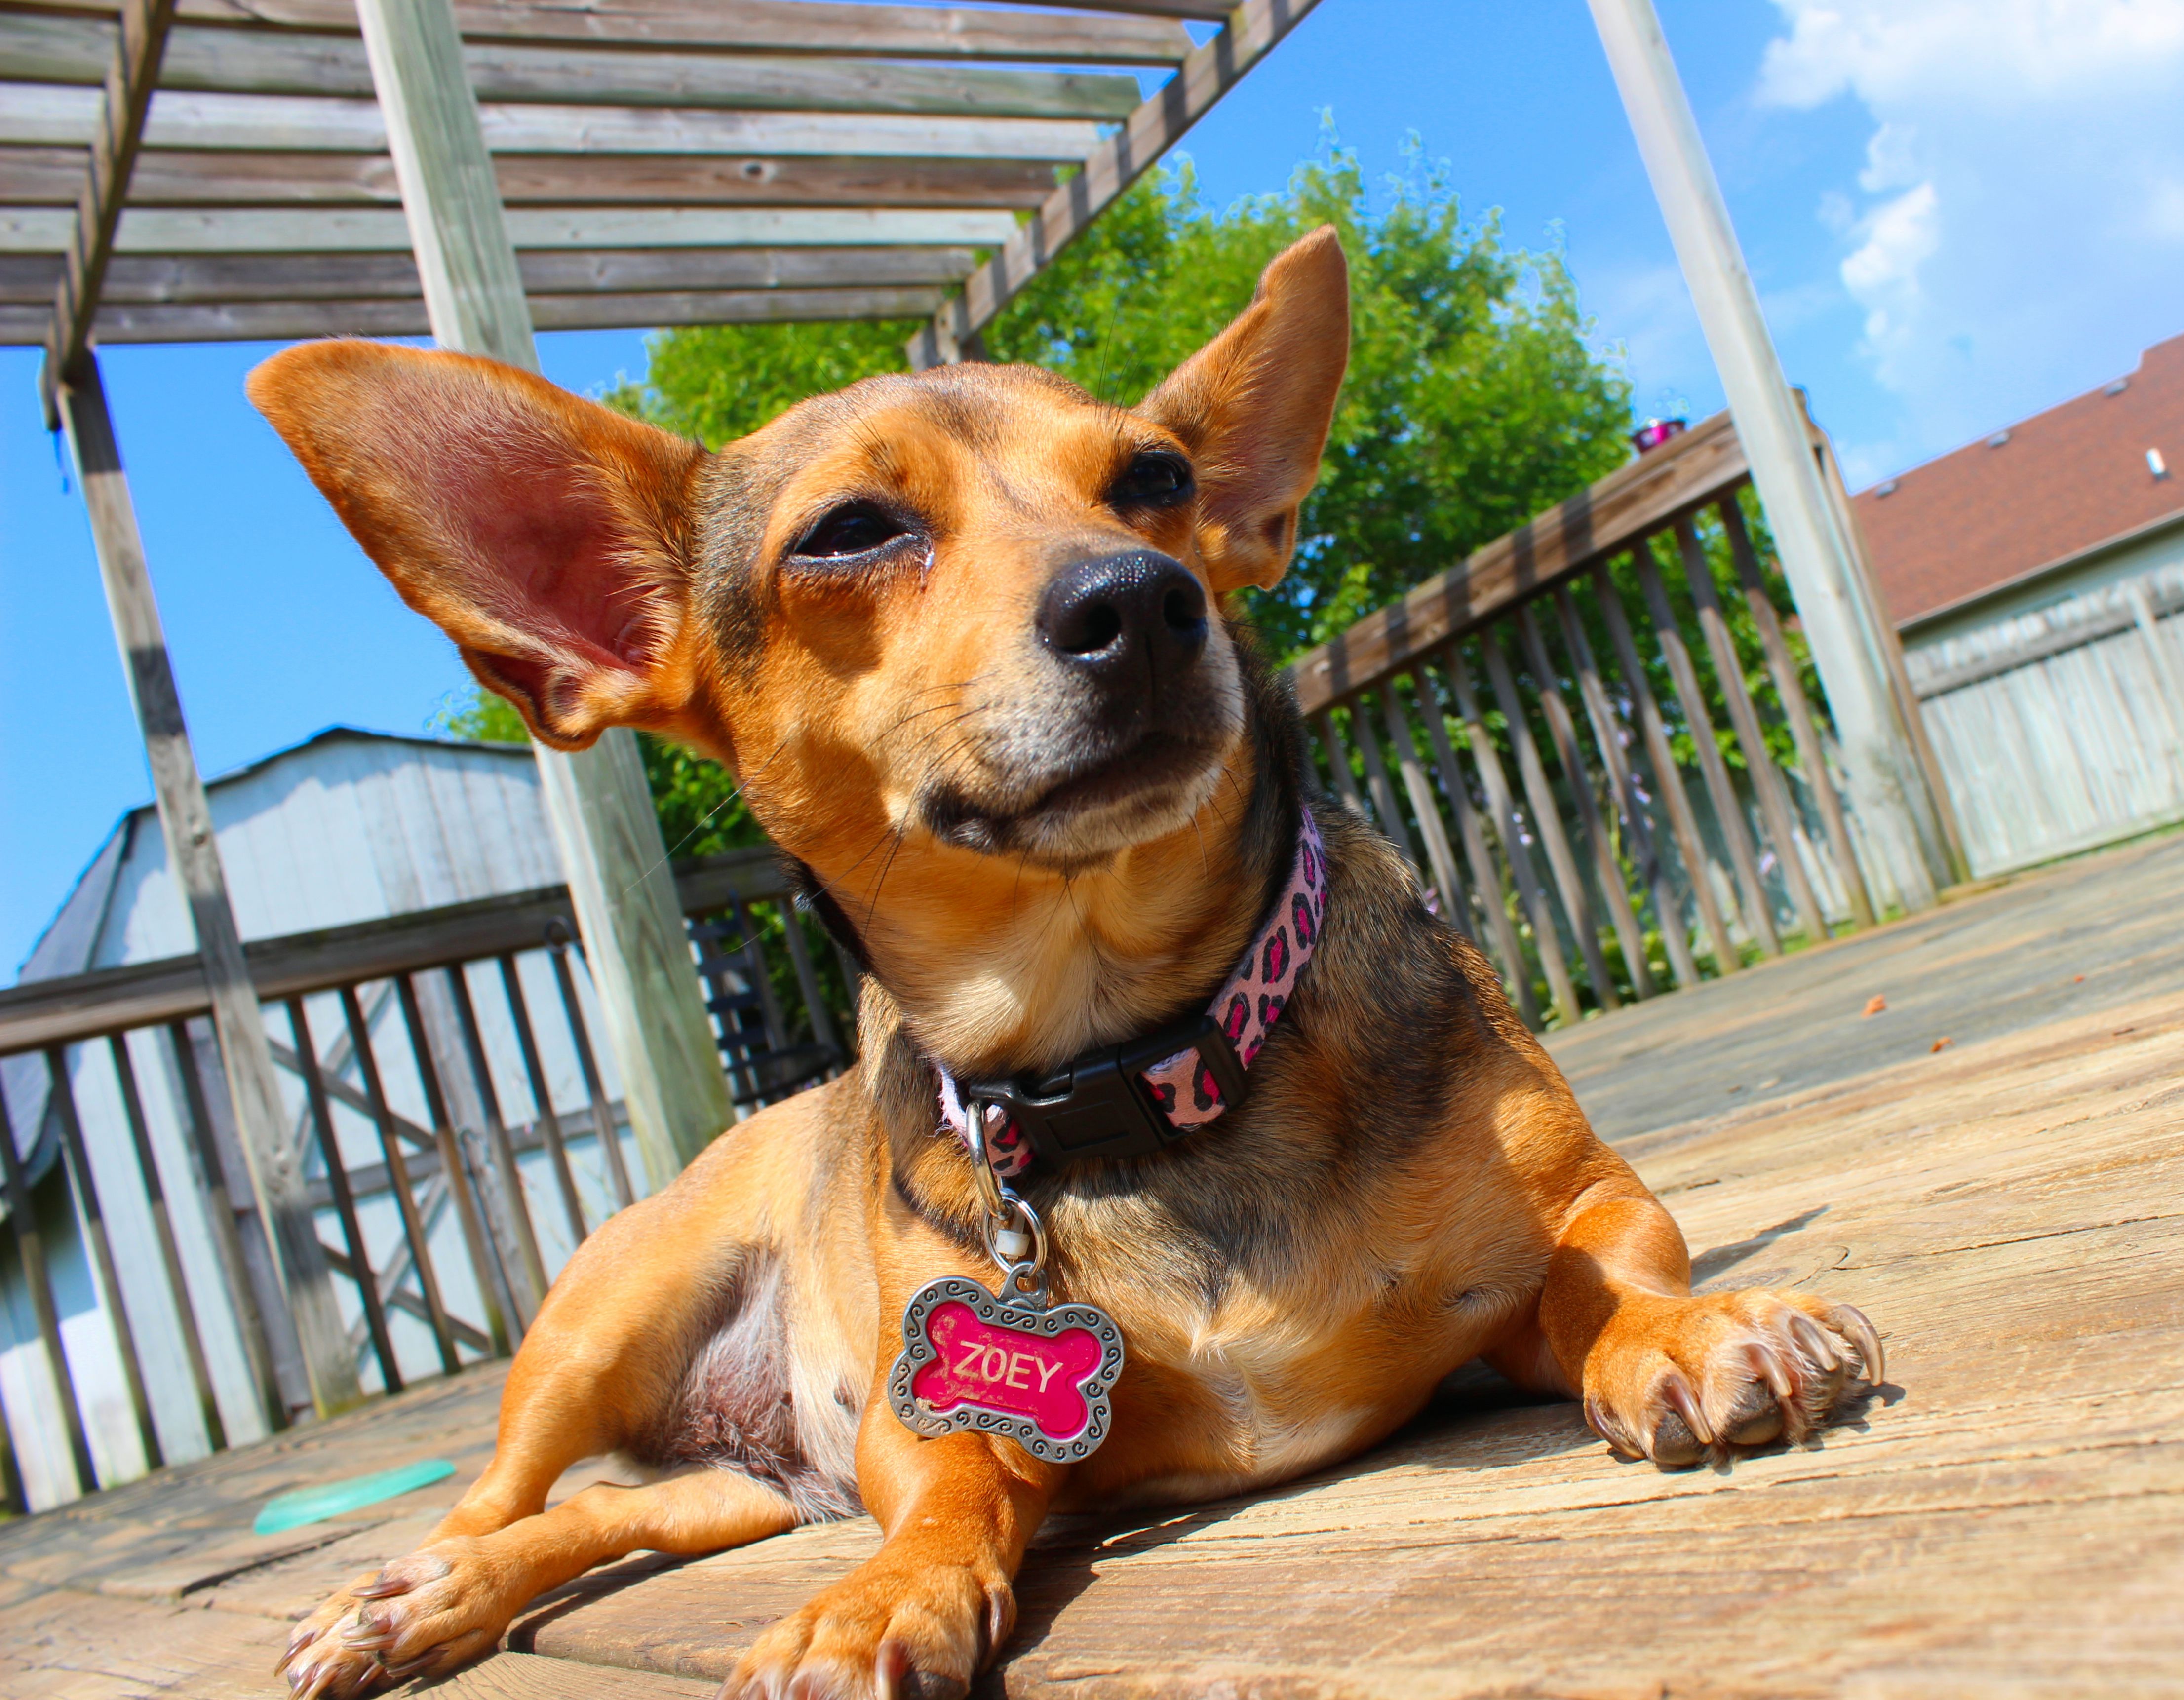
725;1406;1064;1700
1498;1183;1884;1468
281;1467;799;1698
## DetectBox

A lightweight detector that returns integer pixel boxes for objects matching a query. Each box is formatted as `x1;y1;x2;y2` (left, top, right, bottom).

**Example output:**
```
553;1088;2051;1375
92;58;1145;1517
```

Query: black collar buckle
959;1009;1248;1170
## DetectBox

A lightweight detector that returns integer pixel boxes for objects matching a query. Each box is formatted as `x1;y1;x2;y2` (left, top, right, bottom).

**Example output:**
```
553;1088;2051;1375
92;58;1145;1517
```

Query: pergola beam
0;0;1200;64
4;202;1024;252
5;282;950;341
0;241;977;302
0;145;1064;210
2;13;1149;119
910;0;1322;367
36;0;170;424
1;82;1108;159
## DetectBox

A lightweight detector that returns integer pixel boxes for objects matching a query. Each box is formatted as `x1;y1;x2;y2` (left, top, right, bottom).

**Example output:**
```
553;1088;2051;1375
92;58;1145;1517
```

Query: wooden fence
1287;410;1897;1027
0;847;850;1512
1906;560;2184;875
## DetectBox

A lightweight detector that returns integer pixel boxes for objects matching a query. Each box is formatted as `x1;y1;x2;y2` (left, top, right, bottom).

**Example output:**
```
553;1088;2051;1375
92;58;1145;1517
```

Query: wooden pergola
0;0;1313;359
0;0;1322;1420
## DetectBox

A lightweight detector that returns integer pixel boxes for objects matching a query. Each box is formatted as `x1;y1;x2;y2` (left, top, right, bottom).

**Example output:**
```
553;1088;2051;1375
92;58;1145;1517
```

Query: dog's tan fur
249;228;1881;1700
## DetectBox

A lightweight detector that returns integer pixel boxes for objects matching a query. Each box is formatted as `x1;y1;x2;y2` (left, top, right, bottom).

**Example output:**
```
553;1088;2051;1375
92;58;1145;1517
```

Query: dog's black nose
1038;552;1207;690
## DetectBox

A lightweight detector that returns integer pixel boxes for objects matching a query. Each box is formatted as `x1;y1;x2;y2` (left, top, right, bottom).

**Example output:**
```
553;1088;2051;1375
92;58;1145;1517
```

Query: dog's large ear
1139;225;1349;594
248;341;706;751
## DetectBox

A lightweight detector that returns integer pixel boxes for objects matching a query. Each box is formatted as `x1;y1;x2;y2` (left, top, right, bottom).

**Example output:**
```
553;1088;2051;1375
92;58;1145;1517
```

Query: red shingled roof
1852;333;2184;627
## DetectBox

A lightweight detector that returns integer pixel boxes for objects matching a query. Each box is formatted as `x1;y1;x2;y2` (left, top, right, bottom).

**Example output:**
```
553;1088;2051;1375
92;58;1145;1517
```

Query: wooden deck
7;827;2183;1698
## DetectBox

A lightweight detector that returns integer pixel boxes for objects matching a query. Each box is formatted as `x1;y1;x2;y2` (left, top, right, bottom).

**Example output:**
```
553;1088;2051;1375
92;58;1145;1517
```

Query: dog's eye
790;503;906;559
1108;452;1194;509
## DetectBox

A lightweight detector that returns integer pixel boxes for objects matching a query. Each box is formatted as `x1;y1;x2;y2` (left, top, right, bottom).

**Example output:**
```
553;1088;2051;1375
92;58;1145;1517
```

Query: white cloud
1758;0;2184;473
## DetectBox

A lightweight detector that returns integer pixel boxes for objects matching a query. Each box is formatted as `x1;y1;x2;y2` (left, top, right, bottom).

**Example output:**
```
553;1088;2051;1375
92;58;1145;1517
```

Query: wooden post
1592;562;1741;976
1313;713;1370;820
1635;538;1783;957
108;1033;226;1451
1380;684;1467;925
1516;605;1655;997
1672;519;1832;945
56;360;362;1420
0;1069;100;1494
1719;499;1876;928
1411;665;1542;1027
1587;0;1955;906
1443;646;1583;1028
355;0;735;1186
1347;696;1423;874
1550;584;1697;989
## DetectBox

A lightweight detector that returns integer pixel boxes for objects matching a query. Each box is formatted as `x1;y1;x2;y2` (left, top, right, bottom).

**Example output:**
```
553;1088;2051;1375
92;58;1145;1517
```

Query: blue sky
7;0;2184;976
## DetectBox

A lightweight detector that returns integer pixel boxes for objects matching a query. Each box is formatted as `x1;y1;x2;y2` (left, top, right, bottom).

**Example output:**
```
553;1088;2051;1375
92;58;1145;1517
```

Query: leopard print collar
934;808;1330;1178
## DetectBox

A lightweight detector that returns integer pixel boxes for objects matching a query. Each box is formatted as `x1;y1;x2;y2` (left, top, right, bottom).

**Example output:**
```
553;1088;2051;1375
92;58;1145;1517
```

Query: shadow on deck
7;830;2182;1698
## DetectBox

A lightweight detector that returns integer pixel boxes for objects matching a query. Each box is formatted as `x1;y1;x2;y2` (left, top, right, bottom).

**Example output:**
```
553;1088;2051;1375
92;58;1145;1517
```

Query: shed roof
0;0;1312;353
1854;333;2184;629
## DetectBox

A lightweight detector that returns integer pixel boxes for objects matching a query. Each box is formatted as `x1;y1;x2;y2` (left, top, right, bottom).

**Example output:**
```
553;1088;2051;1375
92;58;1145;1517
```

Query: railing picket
1382;679;1467;927
1411;664;1541;1026
777;902;845;1070
498;955;588;1248
395;975;514;1356
445;966;549;1317
1720;498;1876;928
1673;517;1831;946
339;986;459;1376
1348;695;1423;875
46;1047;163;1469
1554;584;1701;989
109;1033;226;1450
0;1066;99;1494
165;1020;288;1431
1313;712;1370;820
286;1002;400;1394
0;1394;24;1514
1481;630;1620;1012
545;923;636;1209
1591;563;1741;975
1516;604;1655;999
1635;539;1782;957
1444;644;1582;1026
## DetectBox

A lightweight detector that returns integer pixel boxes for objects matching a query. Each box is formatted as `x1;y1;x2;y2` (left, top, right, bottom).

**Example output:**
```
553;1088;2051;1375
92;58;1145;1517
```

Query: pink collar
936;809;1329;1178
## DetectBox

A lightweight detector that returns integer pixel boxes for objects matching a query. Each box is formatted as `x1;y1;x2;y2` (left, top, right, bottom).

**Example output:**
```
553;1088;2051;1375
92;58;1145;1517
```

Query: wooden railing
0;847;850;1512
1286;410;1885;1028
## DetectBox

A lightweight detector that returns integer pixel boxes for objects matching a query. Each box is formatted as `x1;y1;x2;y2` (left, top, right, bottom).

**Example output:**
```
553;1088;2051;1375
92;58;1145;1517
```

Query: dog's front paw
277;1539;517;1697
1581;1288;1883;1468
721;1549;1010;1700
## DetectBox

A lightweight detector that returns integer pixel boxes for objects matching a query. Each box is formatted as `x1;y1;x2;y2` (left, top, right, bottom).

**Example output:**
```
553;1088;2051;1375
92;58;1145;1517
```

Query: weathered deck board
3;828;2181;1696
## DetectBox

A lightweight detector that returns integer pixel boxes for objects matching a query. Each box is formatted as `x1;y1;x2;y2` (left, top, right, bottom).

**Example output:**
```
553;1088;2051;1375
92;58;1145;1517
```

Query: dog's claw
351;1570;410;1600
1827;1301;1885;1386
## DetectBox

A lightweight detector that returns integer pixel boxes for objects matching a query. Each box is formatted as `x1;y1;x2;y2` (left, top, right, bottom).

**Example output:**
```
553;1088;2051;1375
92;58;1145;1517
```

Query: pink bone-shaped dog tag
887;1277;1124;1463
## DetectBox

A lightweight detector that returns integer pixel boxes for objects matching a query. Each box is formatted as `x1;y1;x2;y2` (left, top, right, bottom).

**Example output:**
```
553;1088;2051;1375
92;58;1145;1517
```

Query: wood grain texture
11;833;2182;1694
0;11;1147;118
0;144;1063;209
0;244;976;304
1;84;1108;160
0;202;1022;253
0;0;1197;65
50;280;945;339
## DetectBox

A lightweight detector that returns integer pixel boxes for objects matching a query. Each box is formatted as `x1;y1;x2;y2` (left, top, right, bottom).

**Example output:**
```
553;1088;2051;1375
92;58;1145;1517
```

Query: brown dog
249;227;1880;1700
